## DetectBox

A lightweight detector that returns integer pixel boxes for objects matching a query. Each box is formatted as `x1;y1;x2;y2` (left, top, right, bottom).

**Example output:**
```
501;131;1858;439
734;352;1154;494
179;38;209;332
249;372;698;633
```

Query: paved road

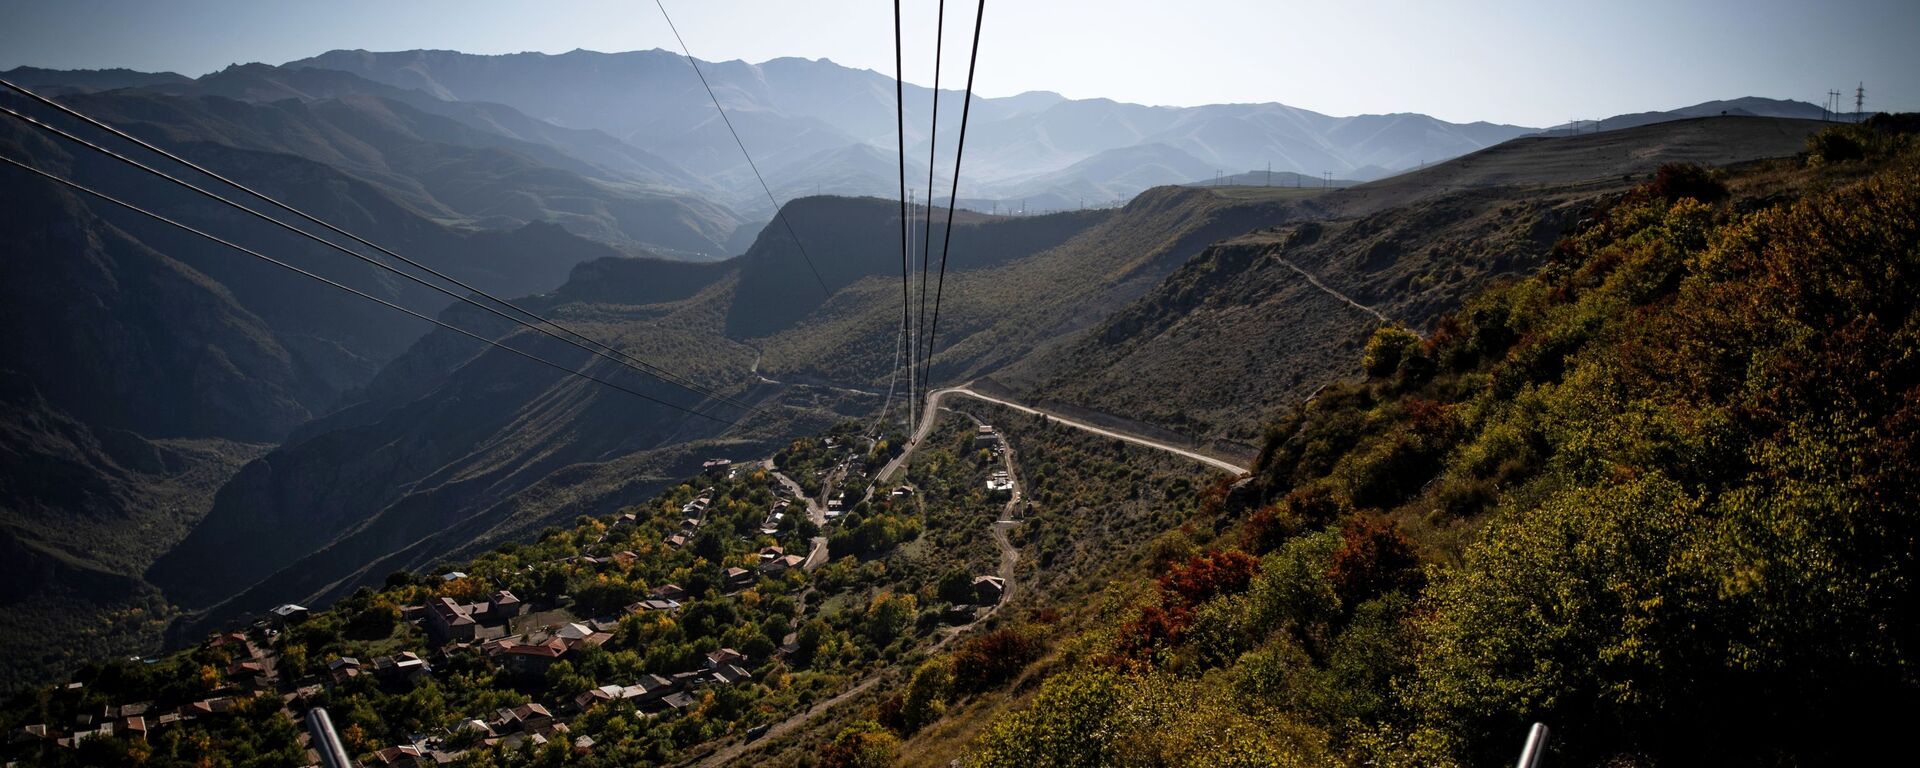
764;459;831;572
881;385;1250;477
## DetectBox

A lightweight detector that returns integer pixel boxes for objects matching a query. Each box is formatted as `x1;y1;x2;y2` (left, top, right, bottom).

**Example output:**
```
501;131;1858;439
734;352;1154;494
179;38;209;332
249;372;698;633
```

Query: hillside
928;124;1920;768
36;75;742;256
997;116;1832;443
140;196;1104;637
0;92;692;690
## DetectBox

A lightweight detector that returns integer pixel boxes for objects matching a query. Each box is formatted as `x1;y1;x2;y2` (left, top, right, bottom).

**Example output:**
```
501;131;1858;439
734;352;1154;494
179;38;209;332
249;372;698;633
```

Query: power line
0;101;760;422
651;0;831;298
0;79;764;419
917;0;947;415
0;154;739;426
921;0;986;393
894;0;914;436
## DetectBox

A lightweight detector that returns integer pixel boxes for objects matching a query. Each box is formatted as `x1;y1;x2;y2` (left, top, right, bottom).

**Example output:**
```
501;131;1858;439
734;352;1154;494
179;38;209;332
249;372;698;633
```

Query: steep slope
0;375;267;693
999;117;1832;442
945;134;1920;768
54;84;742;256
754;186;1325;392
147;196;1105;629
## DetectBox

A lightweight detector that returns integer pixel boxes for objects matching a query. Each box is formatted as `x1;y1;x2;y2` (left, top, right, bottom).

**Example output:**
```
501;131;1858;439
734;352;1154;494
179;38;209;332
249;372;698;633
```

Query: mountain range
0;45;1845;693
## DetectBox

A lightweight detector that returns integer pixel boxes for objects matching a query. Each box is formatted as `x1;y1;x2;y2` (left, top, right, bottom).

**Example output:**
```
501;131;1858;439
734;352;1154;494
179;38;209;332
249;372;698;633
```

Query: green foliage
901;658;953;733
970;151;1920;767
1360;325;1421;379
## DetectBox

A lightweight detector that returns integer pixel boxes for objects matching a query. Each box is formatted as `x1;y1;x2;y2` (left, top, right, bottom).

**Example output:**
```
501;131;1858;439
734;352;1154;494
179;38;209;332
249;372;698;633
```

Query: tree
820;721;900;768
901;658;953;732
1325;515;1424;608
1362;324;1422;378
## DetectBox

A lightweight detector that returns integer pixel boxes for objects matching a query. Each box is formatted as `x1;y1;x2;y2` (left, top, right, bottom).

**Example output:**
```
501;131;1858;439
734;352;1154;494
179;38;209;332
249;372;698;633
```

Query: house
702;458;732;473
573;684;622;712
974;424;998;448
188;697;235;717
489;590;525;619
425;597;479;642
499;638;568;675
664;532;688;549
625;598;682;614
372;652;431;684
986;470;1014;495
723;567;754;590
327;657;362;685
269;603;310;626
457;719;496;739
206;631;254;657
120;716;147;740
661;691;697;711
890;485;914;497
776;632;801;659
227;660;269;690
973;575;1007;604
760;554;805;575
372;745;427;766
710;664;751;685
10;724;49;744
706;648;747;670
611;550;639;566
650;584;688;601
494;703;553;733
758;545;786;562
440;571;467;582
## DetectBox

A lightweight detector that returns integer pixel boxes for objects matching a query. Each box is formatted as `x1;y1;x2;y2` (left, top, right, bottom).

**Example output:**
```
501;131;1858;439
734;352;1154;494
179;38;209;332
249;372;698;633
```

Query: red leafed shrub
1159;550;1262;610
1326;515;1424;607
1115;604;1189;661
951;627;1042;693
1240;504;1301;555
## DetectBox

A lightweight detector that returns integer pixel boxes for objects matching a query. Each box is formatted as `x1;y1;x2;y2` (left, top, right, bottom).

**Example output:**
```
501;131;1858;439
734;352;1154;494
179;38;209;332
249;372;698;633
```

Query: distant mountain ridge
284;48;1539;209
1543;95;1838;135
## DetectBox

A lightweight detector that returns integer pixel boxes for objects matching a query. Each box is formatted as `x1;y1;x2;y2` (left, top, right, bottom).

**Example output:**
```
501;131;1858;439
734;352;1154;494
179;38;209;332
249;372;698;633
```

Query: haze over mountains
0;42;1850;693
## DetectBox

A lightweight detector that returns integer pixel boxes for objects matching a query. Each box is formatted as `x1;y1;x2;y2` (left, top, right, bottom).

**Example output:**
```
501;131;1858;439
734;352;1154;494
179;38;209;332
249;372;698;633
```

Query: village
5;419;1020;767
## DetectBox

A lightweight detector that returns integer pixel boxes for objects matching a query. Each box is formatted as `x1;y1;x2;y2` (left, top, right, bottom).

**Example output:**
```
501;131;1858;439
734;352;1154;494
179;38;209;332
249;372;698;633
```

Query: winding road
879;385;1250;479
695;387;1241;766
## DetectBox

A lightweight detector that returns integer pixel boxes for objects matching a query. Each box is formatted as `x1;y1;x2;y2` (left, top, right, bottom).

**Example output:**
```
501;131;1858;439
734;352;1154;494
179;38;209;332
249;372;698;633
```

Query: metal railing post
1515;722;1550;768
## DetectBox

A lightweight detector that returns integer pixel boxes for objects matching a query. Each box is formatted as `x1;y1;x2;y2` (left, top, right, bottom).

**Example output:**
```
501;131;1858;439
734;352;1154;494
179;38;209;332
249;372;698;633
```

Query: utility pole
1265;161;1271;187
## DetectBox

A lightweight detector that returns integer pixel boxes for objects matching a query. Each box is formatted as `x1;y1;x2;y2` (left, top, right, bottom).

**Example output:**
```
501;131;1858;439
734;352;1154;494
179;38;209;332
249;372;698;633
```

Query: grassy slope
1000;116;1833;445
942;129;1919;767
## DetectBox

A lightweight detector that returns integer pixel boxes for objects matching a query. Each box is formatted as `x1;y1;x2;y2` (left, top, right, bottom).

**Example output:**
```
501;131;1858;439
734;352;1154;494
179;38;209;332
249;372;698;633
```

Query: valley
0;13;1914;766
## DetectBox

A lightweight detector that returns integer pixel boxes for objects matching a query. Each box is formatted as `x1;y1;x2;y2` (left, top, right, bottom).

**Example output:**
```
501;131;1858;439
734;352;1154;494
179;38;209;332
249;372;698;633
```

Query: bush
1362;324;1423;378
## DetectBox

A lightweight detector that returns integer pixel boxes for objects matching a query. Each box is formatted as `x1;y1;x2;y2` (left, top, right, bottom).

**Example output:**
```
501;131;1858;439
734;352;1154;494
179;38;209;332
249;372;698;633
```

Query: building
327;657;362;685
973;575;1007;604
269;603;310;626
499;638;568;676
650;584;688;601
974;424;998;448
986;470;1015;495
425;597;479;642
705;648;747;670
723;567;754;590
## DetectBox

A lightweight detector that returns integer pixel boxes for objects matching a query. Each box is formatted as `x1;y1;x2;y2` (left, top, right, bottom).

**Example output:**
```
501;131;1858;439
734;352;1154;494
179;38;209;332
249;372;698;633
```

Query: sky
1;0;1914;127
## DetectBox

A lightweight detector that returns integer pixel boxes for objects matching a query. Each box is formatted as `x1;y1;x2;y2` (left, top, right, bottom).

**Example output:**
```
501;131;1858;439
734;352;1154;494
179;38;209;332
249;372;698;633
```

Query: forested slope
910;122;1920;767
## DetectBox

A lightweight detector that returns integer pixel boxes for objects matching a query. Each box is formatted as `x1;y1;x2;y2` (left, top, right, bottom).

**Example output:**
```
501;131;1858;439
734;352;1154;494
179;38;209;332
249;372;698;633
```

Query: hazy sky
2;0;1914;127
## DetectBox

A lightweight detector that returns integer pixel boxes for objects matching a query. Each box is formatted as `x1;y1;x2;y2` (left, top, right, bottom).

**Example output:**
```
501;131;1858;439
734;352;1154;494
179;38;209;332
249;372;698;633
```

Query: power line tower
1265;161;1272;187
1856;82;1866;122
